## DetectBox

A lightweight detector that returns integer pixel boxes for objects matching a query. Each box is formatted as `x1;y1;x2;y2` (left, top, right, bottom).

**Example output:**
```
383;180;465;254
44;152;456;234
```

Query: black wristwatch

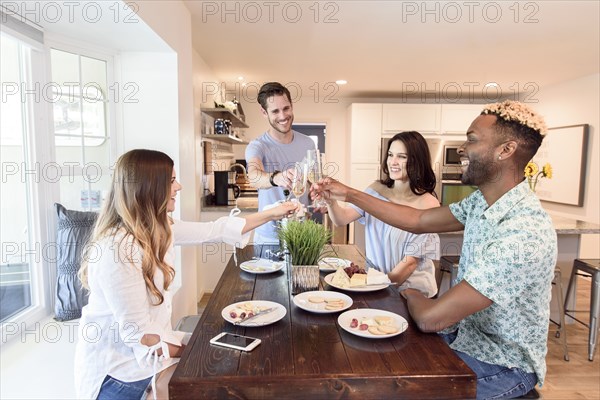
269;170;280;187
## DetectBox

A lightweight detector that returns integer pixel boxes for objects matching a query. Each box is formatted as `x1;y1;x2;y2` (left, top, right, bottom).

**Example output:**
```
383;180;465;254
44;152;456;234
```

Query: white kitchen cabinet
349;163;380;192
347;163;379;248
440;104;483;134
348;103;382;163
382;104;440;134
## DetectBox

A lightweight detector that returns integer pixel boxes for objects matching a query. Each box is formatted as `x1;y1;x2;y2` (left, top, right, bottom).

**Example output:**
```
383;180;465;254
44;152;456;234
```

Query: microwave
443;145;461;166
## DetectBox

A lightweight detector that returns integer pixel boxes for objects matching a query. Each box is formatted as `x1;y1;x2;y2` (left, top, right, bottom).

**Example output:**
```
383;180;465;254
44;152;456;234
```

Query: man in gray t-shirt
245;82;316;243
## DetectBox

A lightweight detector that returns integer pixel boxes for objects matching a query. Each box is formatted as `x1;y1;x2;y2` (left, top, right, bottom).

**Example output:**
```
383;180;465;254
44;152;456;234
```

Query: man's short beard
462;160;502;185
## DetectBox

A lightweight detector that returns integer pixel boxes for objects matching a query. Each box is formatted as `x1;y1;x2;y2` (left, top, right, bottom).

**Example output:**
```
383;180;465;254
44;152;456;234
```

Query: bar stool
175;314;201;333
438;255;460;292
563;258;600;361
550;268;569;361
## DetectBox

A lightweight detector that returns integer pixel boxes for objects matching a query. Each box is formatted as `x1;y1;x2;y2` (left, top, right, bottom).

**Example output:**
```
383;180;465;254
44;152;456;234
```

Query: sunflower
524;162;539;177
542;163;553;179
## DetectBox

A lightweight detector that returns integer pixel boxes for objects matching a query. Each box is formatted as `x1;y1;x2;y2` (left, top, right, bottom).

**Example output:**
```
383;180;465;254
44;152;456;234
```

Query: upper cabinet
382;104;440;134
348;103;382;164
440;104;482;134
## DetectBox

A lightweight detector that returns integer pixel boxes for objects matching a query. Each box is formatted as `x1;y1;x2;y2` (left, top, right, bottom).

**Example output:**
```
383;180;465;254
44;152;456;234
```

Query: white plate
240;259;285;274
293;290;353;314
318;257;352;271
324;273;389;292
338;309;408;339
222;300;287;327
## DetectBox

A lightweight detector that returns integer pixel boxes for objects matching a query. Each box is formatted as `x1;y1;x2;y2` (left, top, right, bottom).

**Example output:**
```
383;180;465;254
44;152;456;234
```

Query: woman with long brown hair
325;131;440;297
75;149;296;400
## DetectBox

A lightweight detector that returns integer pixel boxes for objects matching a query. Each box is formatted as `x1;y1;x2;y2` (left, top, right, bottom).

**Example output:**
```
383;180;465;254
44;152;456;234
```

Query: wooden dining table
170;244;476;399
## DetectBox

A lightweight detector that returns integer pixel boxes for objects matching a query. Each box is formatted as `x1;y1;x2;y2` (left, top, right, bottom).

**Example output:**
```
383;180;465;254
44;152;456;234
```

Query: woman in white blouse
326;131;440;297
74;149;296;400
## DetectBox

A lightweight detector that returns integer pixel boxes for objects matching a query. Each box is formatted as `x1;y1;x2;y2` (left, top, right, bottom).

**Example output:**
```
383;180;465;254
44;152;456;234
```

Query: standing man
313;100;557;399
246;82;316;244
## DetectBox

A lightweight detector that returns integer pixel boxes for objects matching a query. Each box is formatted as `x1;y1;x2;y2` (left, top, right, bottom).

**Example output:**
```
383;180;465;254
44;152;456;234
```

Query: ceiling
184;0;600;100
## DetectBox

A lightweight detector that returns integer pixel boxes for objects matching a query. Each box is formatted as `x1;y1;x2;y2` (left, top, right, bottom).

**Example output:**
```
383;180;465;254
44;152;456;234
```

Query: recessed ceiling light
484;82;498;88
335;80;348;85
237;76;244;81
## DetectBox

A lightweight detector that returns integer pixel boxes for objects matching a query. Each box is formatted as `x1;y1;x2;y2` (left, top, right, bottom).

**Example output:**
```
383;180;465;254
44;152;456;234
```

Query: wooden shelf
201;108;248;128
201;134;248;145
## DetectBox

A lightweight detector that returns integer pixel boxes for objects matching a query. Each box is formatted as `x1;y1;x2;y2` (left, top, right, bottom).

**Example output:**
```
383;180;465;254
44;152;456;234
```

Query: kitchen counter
202;196;258;212
437;214;599;236
550;214;600;234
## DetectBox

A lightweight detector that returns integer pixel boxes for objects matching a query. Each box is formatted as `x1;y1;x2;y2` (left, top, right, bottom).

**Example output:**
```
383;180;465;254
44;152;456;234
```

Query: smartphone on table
209;332;261;352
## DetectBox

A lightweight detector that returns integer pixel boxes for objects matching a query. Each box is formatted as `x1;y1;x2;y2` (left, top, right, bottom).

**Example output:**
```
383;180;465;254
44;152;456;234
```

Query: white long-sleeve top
74;217;250;399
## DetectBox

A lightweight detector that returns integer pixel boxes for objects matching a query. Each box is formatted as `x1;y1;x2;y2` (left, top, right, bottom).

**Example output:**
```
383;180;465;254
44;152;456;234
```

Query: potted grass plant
278;219;332;266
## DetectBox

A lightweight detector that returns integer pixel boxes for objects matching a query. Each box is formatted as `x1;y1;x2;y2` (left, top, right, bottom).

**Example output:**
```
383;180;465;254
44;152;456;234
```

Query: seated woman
326;131;440;297
74;149;296;400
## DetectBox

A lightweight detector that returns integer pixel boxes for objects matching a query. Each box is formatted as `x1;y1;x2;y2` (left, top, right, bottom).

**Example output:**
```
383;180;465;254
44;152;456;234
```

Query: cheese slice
350;273;367;287
361;317;376;326
331;268;350;288
367;268;390;285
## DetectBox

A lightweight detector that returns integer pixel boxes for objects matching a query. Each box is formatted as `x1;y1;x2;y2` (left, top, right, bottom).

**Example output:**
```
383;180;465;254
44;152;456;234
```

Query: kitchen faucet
230;163;248;180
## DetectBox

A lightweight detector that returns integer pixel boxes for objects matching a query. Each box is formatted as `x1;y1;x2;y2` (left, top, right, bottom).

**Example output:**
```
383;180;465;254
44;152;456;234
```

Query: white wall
533;73;600;257
133;1;198;324
1;318;78;399
193;50;226;297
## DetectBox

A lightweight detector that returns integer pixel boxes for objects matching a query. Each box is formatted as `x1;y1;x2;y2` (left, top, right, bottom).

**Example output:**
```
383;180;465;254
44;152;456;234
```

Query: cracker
377;325;398;334
325;303;345;310
368;326;385;335
325;298;343;303
308;296;325;303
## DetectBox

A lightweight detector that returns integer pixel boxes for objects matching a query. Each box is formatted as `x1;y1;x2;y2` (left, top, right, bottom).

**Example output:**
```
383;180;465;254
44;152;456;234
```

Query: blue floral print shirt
448;179;557;385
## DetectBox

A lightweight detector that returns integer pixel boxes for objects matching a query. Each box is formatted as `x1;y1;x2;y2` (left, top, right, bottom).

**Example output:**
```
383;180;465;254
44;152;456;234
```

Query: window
1;33;37;323
1;31;115;327
50;48;113;211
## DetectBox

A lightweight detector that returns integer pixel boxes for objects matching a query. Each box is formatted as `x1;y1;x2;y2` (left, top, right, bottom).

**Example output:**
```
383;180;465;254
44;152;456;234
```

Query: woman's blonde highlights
79;150;175;305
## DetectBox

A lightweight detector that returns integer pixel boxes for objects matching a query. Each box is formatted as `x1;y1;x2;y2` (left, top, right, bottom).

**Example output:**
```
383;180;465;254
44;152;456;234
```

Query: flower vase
528;178;538;193
291;265;320;295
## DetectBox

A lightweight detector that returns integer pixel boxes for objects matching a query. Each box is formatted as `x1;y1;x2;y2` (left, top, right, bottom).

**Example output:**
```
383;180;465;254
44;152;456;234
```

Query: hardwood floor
539;278;599;399
197;278;599;399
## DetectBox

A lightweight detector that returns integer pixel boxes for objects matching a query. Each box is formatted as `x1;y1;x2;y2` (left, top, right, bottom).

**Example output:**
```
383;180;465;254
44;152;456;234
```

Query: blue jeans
440;331;538;400
97;375;152;400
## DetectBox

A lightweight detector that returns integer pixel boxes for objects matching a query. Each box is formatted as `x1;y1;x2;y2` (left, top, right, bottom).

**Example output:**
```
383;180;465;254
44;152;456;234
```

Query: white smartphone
209;332;261;352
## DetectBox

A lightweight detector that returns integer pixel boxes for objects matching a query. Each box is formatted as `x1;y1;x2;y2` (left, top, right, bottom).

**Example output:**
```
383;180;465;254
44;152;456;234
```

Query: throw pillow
54;203;98;321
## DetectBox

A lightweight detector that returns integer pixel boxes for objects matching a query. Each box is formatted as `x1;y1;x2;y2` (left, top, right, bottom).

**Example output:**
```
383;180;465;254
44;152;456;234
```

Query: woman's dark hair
380;131;437;197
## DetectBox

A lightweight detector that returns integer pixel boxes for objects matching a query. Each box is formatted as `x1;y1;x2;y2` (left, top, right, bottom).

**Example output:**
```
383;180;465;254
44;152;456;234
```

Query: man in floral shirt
314;100;557;399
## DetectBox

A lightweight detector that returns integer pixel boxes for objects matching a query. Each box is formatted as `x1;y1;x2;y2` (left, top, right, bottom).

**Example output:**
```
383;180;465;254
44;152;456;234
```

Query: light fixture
484;82;498;88
335;80;348;85
237;76;244;81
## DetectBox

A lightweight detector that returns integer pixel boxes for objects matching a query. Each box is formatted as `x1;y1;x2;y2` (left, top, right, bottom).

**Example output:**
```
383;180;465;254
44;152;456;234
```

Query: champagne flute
306;150;326;208
291;162;307;199
306;149;318;184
